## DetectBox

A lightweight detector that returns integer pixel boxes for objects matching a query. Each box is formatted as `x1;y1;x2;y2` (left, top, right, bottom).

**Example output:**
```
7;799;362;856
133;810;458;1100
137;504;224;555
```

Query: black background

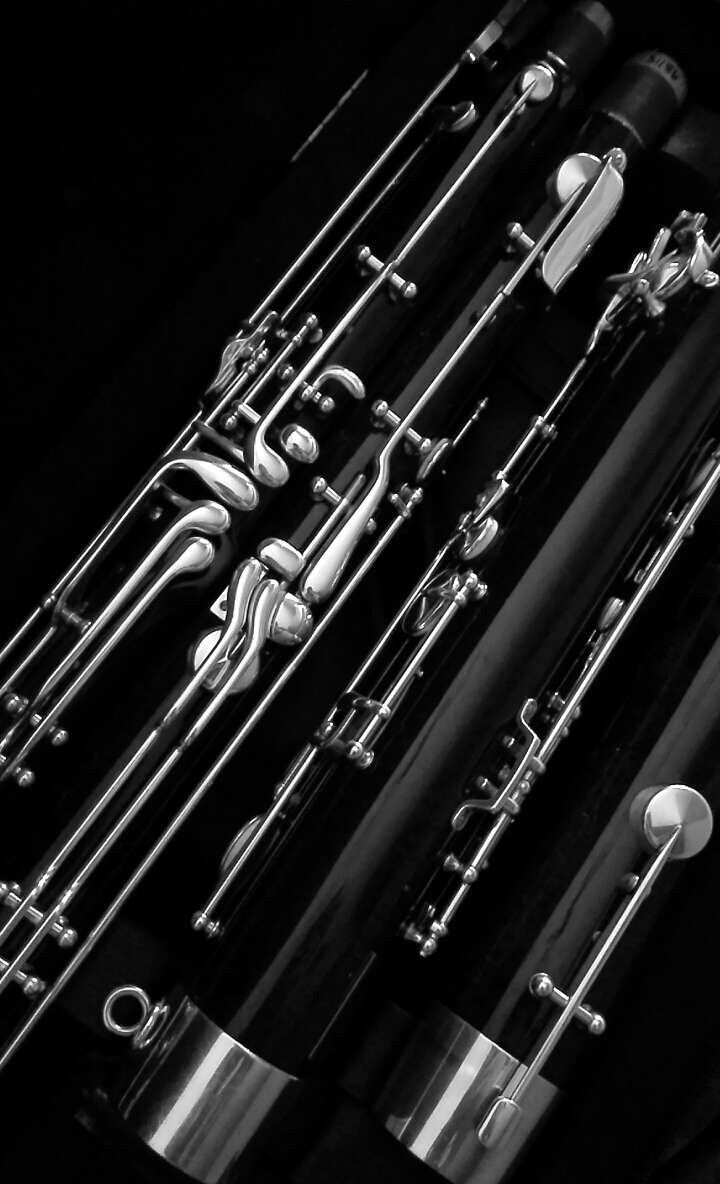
4;2;720;1182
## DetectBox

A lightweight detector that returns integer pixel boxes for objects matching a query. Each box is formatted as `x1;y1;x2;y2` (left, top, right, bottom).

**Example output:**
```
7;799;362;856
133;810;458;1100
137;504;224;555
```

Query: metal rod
508;828;680;1109
0;36;541;684
23;504;229;712
0;516;408;1049
0;322;285;677
281;139;428;323
439;814;512;929
0;515;405;1063
200;410;492;918
249;54;468;324
300;182;585;604
194;743;318;927
244;79;539;490
541;451;720;764
414;447;720;953
498;357;587;478
347;545;453;695
0;626;57;700
0;538;217;779
353;584;475;751
0;68;539;683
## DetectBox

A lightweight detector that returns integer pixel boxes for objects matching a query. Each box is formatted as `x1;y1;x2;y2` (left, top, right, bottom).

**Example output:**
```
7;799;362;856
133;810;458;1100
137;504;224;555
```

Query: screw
507;222;535;254
22;975;46;999
530;972;554;999
4;694;27;717
588;1013;607;1036
191;912;222;939
444;854;464;874
57;925;78;950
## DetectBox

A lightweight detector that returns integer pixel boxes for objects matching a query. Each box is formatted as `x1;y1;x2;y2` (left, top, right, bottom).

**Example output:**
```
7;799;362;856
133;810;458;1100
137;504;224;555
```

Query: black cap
660;105;720;201
544;1;615;83
593;51;688;150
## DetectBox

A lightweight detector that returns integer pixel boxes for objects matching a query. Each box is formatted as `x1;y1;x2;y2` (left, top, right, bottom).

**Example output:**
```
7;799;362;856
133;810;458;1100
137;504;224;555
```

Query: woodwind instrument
2;5;719;1182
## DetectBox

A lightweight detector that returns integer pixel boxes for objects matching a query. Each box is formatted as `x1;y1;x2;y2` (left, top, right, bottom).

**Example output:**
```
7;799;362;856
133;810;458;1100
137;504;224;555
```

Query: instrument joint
443;854;483;883
191;911;223;939
0;953;45;998
298;383;335;416
356;245;417;301
452;698;544;827
506;222;536;256
56;605;90;632
311;477;343;507
372;401;432;456
388;484;424;520
0;883;77;947
316;691;393;766
207;312;279;394
529;971;606;1035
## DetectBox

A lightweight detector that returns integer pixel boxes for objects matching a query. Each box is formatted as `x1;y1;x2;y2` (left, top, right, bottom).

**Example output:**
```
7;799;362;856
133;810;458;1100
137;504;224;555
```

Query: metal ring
132;999;171;1050
102;984;152;1038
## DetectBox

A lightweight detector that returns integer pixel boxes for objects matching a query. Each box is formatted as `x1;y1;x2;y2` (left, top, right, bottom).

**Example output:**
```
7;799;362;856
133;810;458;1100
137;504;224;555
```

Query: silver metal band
114;996;302;1184
378;1003;559;1184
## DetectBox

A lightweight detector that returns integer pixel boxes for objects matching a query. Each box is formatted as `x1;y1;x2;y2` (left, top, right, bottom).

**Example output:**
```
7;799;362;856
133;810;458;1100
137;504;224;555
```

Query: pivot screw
4;694;28;717
57;925;78;949
530;972;554;999
191;911;223;939
22;975;46;999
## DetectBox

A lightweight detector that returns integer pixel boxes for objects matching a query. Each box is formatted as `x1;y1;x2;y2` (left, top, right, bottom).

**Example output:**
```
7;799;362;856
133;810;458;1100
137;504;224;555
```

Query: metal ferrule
378;1004;559;1184
113;995;303;1184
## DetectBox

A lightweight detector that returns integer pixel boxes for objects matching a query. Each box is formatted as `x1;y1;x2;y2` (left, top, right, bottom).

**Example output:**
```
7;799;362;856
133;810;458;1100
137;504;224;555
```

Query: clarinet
0;12;635;803
97;235;719;1181
191;209;719;939
0;0;617;763
5;7;720;1183
0;41;683;1077
376;553;720;1184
